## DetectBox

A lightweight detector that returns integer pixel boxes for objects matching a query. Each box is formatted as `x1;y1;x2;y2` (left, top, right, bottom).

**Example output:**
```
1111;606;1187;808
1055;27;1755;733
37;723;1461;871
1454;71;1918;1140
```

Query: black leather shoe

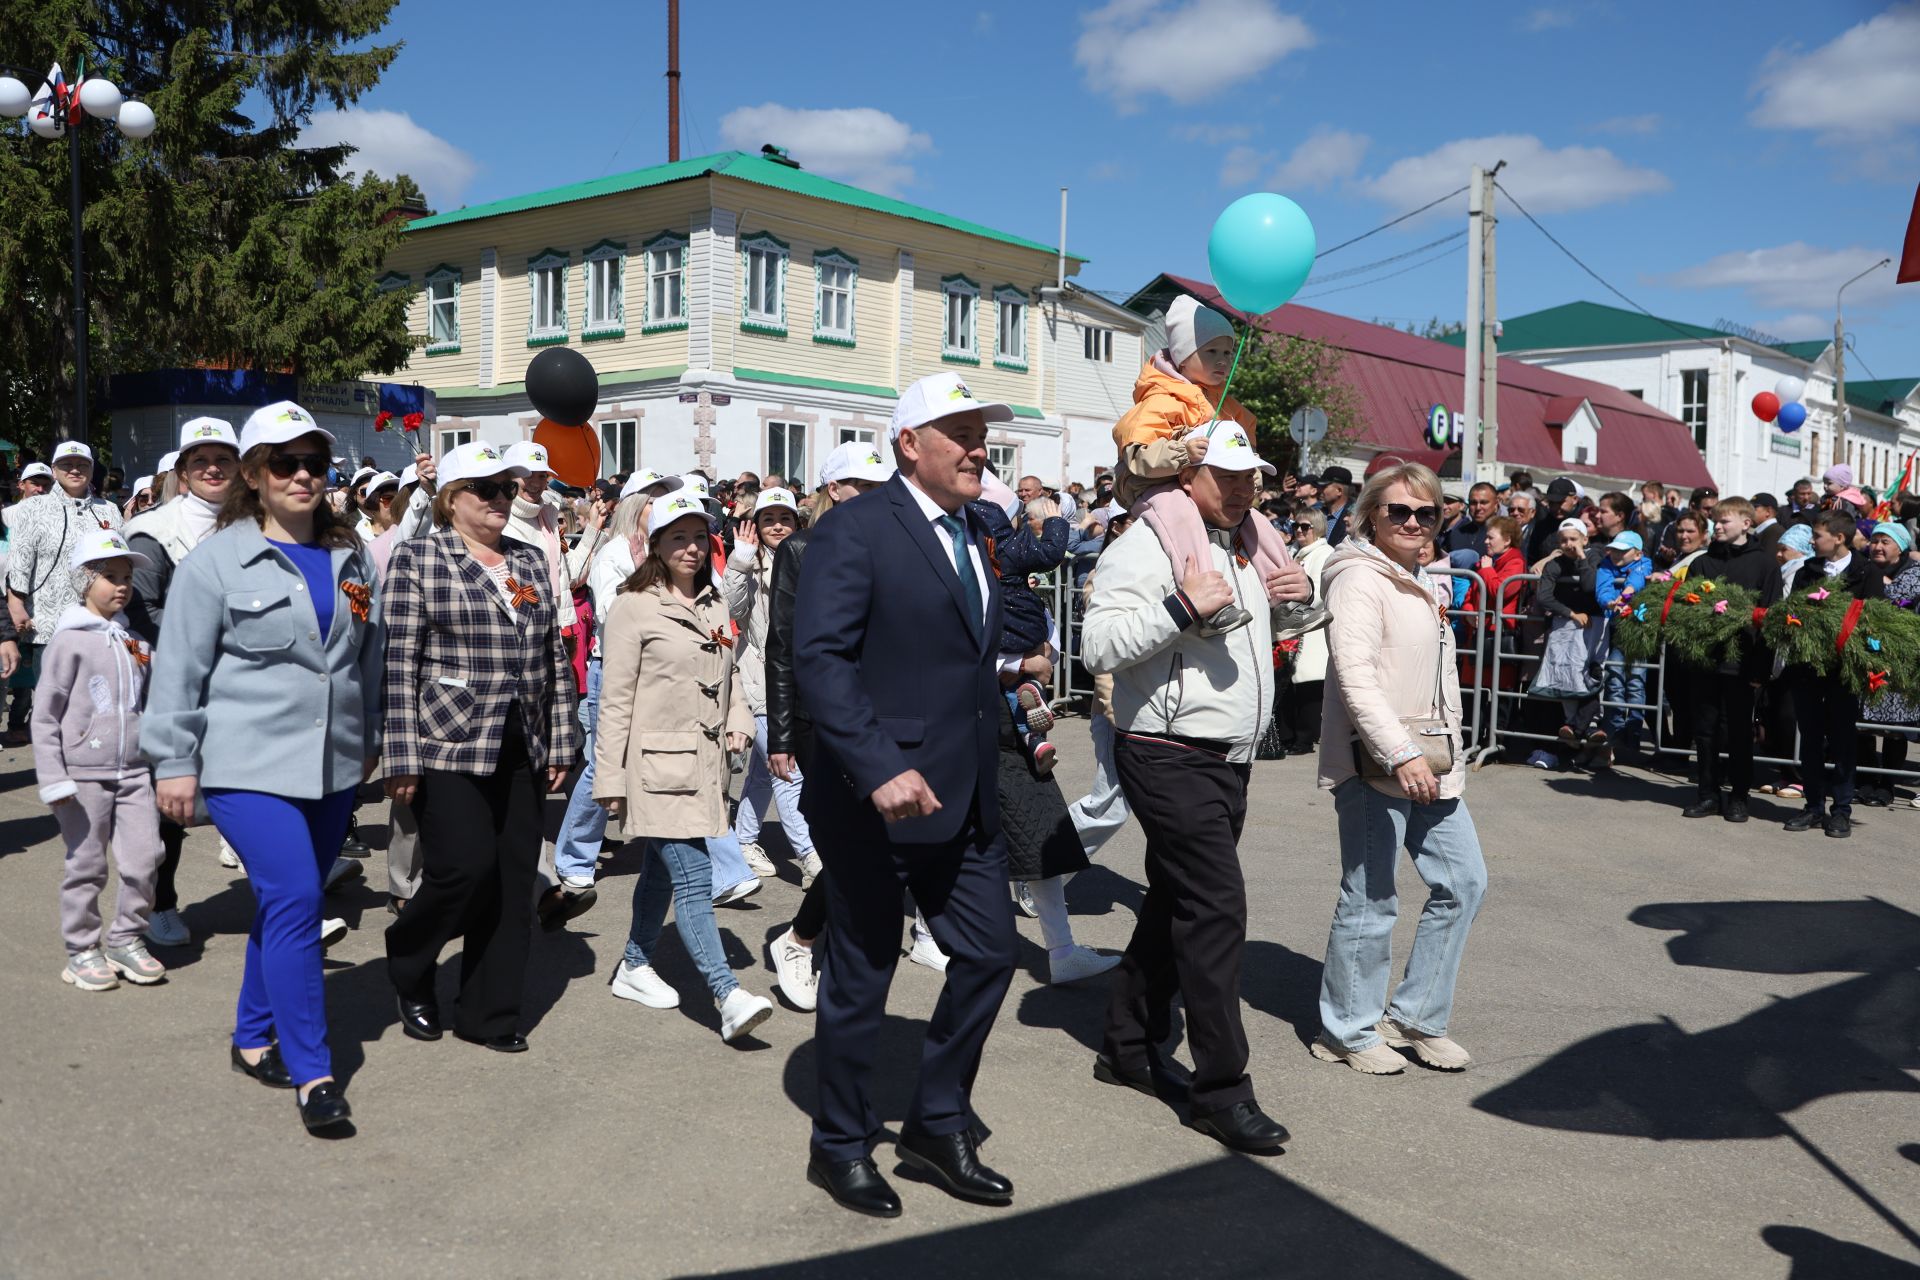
537;884;598;932
1784;810;1823;833
1189;1100;1290;1155
397;995;443;1041
230;1043;293;1089
1858;787;1889;808
1093;1053;1157;1098
896;1129;1013;1205
297;1081;352;1134
806;1155;902;1218
1681;796;1721;819
1723;796;1750;823
1826;811;1853;838
454;1030;529;1053
340;832;371;857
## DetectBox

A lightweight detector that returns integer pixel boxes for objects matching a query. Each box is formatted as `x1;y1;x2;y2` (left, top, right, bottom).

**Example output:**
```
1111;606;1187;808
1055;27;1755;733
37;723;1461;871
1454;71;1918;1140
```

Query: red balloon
532;418;601;487
1751;391;1780;423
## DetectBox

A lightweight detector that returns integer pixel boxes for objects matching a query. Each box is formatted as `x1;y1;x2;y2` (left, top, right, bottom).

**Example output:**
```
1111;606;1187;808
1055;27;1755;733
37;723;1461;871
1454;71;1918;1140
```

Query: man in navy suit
794;372;1019;1217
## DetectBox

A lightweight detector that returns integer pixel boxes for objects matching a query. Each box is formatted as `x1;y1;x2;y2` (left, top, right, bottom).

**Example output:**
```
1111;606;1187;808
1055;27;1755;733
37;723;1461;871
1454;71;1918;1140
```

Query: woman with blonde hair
1312;462;1488;1076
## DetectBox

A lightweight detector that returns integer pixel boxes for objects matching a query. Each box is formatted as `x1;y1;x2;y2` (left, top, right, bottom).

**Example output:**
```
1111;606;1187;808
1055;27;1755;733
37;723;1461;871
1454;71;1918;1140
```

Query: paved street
1;722;1916;1279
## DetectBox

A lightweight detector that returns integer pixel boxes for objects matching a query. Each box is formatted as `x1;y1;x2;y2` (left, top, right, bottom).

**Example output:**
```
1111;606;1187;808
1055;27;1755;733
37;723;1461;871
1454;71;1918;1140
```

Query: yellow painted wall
906;242;1049;407
380;221;495;387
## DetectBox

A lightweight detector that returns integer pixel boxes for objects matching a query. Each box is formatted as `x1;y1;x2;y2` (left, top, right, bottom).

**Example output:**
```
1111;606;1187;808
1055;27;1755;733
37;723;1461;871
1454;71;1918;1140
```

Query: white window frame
527;249;569;346
581;240;625;341
425;265;461;355
1681;368;1710;450
813;249;858;347
1082;325;1112;362
942;274;979;364
993;285;1028;370
741;232;789;335
767;419;808;489
642;232;687;332
986;441;1019;478
599;418;638;479
836;424;877;447
437;427;473;455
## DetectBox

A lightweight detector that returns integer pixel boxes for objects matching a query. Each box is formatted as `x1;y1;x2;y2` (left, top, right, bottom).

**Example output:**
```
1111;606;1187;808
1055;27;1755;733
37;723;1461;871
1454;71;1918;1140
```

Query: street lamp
1831;256;1891;466
0;62;157;448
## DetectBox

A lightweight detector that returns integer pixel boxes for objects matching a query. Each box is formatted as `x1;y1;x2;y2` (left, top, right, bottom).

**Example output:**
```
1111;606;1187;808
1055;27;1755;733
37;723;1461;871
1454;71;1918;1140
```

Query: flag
1872;450;1916;518
1900;181;1920;285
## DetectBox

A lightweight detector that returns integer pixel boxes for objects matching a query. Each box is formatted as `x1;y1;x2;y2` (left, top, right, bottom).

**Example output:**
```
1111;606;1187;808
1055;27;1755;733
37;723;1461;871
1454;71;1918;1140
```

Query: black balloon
525;347;599;426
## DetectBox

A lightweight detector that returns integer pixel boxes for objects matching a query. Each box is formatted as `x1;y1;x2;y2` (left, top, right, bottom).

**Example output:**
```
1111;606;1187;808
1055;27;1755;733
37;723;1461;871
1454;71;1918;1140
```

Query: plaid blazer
382;526;579;778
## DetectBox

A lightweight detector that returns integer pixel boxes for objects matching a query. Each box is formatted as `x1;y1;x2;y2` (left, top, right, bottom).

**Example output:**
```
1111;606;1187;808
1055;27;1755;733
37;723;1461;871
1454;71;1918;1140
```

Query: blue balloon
1208;193;1316;314
1777;401;1808;433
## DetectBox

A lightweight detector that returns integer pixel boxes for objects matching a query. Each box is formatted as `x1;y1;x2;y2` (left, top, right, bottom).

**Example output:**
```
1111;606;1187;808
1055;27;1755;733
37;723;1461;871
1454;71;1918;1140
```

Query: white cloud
1762;313;1833;341
1356;134;1669;216
1750;4;1920;138
1663;242;1900;313
1521;7;1576;30
1267;127;1369;190
1176;122;1255;144
1591;113;1660;135
1219;145;1271;186
719;103;931;194
1076;0;1313;110
297;109;477;207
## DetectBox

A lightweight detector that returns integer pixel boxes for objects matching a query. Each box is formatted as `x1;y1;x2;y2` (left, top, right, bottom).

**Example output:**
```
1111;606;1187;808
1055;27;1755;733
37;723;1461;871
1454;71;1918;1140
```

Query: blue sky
313;0;1920;378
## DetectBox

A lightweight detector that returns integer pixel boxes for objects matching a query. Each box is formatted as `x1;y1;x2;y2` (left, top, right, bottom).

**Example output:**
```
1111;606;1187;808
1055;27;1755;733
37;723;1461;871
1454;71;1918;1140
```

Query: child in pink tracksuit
33;528;166;991
1112;294;1325;636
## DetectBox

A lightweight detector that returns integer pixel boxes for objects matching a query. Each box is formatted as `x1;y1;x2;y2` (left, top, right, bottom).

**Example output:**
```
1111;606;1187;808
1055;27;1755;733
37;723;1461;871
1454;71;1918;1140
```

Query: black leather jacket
764;526;812;759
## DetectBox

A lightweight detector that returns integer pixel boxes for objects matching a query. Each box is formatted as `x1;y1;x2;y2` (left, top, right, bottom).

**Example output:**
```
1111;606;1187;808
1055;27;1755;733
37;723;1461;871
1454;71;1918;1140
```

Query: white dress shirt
903;475;988;629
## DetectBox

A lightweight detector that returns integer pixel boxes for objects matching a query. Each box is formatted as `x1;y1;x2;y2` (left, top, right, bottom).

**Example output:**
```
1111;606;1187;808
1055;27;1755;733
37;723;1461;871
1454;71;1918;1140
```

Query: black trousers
153;818;187;913
385;721;542;1039
1104;736;1253;1117
1283;678;1324;751
811;799;1016;1162
1689;672;1756;799
1793;677;1861;817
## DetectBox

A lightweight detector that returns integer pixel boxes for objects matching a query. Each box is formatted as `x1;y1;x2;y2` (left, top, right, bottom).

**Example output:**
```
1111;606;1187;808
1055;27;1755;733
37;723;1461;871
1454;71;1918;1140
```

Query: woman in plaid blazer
382;443;578;1054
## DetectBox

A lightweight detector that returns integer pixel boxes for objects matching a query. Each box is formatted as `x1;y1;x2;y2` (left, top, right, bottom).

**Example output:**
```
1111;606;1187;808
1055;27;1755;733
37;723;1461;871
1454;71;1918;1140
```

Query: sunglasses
265;452;330;479
373;489;398;504
464;478;520;502
1289;521;1314;533
1384;503;1441;529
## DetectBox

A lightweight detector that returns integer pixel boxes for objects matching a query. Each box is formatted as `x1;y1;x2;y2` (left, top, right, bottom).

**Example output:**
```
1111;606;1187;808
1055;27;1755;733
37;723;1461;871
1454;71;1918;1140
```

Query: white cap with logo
52;440;93;465
1199;423;1276;476
350;466;377;489
132;474;155;495
888;372;1013;442
177;417;239;456
439;441;528;488
20;462;53;482
505;441;552;473
818;441;895;487
156;452;180;475
753;487;800;518
398;464;419;489
647;490;717;538
240;401;334;452
620;469;677;499
365;471;400;494
677;473;712;500
70;526;150;571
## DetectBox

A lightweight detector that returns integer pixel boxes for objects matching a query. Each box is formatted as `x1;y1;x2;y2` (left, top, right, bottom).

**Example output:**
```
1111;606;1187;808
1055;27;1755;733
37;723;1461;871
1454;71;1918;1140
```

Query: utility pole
1480;162;1503;481
1833;256;1890;469
1462;167;1483;485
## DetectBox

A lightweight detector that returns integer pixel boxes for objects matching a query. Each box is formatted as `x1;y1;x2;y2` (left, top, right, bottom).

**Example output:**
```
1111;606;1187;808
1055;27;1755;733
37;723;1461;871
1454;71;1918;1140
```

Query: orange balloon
532;418;601;487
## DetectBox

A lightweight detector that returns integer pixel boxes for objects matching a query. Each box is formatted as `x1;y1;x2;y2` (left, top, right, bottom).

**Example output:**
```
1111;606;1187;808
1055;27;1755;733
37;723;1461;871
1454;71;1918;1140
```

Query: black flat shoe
537;885;598;932
1189;1100;1290;1155
1681;796;1721;819
1723;796;1750;823
397;995;443;1041
1826;812;1853;838
1093;1053;1157;1099
454;1030;528;1053
230;1043;293;1089
896;1128;1013;1205
1784;810;1823;833
807;1154;902;1218
297;1081;352;1134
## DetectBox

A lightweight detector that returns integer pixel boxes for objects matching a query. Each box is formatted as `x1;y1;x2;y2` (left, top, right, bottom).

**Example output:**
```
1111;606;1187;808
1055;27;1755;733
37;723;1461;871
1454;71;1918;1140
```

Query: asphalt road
1;726;1916;1279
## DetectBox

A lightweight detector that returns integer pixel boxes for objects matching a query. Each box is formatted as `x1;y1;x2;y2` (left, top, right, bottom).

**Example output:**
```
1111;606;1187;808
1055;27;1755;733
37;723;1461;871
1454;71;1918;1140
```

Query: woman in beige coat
1312;462;1487;1077
594;492;774;1043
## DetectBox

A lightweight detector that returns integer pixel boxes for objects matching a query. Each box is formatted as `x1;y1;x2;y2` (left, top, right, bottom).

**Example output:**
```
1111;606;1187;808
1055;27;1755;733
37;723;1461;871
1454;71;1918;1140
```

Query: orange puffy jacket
1109;357;1257;508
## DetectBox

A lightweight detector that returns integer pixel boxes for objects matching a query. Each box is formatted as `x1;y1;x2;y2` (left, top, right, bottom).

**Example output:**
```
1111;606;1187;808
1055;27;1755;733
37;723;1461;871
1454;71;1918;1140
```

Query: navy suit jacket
794;474;1004;845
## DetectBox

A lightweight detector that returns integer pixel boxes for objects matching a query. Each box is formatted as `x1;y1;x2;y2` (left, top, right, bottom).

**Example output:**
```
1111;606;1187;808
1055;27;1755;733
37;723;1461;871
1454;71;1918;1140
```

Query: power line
1309;230;1466;286
1315;186;1469;261
1297;241;1465;301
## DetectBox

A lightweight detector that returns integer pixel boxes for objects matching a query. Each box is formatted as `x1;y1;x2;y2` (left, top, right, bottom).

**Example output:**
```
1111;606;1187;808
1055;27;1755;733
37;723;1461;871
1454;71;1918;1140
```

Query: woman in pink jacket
1312;462;1487;1077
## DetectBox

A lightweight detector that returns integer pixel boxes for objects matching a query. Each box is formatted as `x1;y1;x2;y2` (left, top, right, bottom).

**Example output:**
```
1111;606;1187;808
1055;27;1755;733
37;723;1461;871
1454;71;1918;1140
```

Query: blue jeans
1602;647;1646;741
707;830;752;899
733;713;814;856
554;659;606;884
1066;712;1129;856
1318;778;1487;1050
624;837;738;1000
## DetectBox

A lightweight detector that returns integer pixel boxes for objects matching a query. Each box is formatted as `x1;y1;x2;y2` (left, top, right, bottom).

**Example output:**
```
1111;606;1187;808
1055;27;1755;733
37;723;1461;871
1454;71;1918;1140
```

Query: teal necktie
938;513;983;628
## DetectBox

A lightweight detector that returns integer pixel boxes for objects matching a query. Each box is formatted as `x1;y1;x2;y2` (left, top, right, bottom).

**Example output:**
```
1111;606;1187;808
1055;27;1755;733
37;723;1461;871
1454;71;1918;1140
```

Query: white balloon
115;100;156;139
1774;375;1806;404
0;77;30;118
26;104;62;138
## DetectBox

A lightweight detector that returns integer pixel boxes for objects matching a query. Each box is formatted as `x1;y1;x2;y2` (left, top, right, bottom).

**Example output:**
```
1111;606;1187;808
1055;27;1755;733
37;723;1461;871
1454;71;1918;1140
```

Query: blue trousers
205;787;356;1087
624;837;738;1000
554;659;606;884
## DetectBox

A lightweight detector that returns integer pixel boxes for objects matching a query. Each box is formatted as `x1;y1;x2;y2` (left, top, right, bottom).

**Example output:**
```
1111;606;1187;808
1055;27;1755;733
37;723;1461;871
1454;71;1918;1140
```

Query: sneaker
907;931;950;973
797;851;824;891
1526;750;1555;770
1047;945;1122;986
768;928;818;1012
1013;881;1039;919
1723;796;1750;823
1310;1034;1406;1074
1825;812;1853;839
145;908;190;948
740;841;777;878
718;987;774;1042
103;939;166;985
610;961;680;1008
1031;741;1058;778
62;948;119;991
1197;603;1252;637
323;858;363;891
218;838;240;869
714;876;761;906
1377;1017;1471;1070
319;918;349;950
1015;681;1055;735
1271;599;1334;642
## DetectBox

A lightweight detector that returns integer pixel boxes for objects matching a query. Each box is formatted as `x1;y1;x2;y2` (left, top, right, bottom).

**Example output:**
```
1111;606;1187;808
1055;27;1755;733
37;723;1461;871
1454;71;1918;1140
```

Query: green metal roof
404;150;1079;260
1844;376;1920;415
1772;339;1831;361
1442;300;1830;361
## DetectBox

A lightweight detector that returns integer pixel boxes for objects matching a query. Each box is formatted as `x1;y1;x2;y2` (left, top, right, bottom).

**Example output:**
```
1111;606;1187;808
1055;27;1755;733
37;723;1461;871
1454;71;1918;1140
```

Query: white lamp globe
78;78;123;118
115;100;156;139
0;76;30;118
26;104;62;138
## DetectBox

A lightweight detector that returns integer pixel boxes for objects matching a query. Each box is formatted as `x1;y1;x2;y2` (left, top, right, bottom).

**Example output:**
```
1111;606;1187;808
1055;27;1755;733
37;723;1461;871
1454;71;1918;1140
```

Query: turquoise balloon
1208;193;1316;314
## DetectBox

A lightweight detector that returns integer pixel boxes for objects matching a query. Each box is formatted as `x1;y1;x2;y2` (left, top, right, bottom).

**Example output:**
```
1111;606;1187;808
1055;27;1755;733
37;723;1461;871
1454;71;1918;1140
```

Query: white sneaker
1309;1034;1406;1075
1378;1017;1472;1070
218;838;240;869
907;931;949;973
769;928;818;1012
718;987;774;1041
145;908;190;948
319;918;349;950
740;841;776;878
714;876;761;906
610;961;680;1008
324;858;363;891
797;851;823;890
1048;945;1121;986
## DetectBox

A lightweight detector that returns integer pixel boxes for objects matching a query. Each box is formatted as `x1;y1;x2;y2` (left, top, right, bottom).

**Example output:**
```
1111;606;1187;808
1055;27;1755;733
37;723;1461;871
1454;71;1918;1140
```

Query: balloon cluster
1753;375;1807;433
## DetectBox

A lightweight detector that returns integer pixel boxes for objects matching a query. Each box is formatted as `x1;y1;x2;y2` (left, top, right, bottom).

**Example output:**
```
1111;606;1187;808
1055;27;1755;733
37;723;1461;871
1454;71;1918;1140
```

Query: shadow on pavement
0;810;59;858
1761;1225;1920;1278
688;1155;1463;1280
1241;939;1325;1050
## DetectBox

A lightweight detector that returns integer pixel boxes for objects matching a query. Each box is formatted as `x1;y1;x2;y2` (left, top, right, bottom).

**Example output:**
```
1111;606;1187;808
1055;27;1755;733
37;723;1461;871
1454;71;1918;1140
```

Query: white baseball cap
177;417;238;457
349;466;377;489
239;401;334;452
888;372;1012;442
52;440;93;465
505;441;553;473
818;442;894;487
156;451;180;474
753;487;799;518
365;470;400;495
397;463;419;489
677;473;711;500
69;526;150;571
647;489;717;538
438;441;527;488
1200;423;1276;476
620;469;677;499
20;462;52;482
132;474;154;494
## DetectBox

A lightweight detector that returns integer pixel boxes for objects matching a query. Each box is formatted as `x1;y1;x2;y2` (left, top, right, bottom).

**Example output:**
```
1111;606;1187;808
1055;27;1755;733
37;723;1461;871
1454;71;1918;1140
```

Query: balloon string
1202;327;1251;439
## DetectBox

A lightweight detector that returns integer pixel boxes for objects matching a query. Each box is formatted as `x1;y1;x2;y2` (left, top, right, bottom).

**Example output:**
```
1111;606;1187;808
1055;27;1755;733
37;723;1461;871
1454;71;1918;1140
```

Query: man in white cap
1080;420;1301;1157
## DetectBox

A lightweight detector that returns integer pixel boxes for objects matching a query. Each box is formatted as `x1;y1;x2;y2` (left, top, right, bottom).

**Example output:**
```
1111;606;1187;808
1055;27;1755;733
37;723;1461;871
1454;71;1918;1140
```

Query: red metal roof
1156;274;1715;489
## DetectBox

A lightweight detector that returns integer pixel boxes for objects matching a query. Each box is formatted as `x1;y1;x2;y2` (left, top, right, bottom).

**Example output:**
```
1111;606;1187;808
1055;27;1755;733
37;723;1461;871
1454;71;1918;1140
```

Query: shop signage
1425;403;1465;449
